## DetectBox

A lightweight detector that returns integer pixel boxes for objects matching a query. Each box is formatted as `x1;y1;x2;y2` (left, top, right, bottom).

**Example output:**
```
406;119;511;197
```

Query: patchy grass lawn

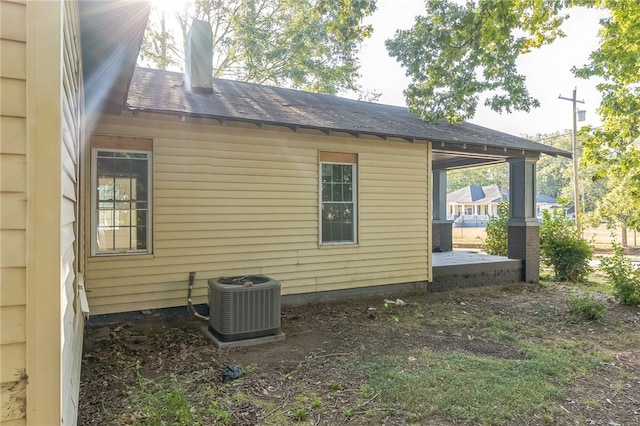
79;279;640;425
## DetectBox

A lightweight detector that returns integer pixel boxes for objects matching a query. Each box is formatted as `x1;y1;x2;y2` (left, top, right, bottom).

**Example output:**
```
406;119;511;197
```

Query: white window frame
319;155;358;245
91;148;153;256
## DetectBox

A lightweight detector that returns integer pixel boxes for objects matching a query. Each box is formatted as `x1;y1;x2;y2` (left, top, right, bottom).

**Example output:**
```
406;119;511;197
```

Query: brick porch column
432;170;453;252
507;157;540;282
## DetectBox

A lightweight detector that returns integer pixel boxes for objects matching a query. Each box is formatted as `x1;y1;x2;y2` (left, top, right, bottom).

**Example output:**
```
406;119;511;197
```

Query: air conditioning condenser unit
207;275;284;343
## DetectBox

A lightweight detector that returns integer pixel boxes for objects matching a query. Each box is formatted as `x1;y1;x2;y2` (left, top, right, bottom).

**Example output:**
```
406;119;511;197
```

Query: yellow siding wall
60;2;84;424
1;1;27;424
0;1;84;424
87;113;431;315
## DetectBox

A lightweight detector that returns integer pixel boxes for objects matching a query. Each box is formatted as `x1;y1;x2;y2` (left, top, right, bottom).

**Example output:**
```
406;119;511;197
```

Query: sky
355;0;606;137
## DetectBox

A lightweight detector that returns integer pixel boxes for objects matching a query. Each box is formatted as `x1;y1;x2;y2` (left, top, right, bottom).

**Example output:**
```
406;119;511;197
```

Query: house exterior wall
1;1;28;424
86;112;432;315
59;2;84;424
0;1;84;425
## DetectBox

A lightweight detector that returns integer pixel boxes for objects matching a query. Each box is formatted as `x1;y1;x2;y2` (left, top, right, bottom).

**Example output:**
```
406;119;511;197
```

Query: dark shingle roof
447;185;506;204
448;185;558;205
536;194;558;203
126;68;569;158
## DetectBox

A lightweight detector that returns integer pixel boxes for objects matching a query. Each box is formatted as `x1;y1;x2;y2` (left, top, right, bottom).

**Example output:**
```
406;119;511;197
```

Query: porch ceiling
432;140;539;170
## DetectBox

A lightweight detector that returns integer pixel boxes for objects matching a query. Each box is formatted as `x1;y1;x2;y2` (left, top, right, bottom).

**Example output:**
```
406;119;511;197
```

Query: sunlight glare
148;0;188;16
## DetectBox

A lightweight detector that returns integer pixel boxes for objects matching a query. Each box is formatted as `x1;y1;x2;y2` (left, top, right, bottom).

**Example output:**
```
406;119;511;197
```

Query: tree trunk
622;226;628;247
160;12;167;70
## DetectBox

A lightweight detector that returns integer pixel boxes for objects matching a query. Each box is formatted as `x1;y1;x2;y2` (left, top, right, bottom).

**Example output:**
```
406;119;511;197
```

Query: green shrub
600;241;640;306
566;294;606;321
540;210;592;282
484;202;509;256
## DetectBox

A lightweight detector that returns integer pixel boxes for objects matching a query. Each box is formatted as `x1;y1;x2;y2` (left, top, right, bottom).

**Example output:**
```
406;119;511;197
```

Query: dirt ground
78;281;640;425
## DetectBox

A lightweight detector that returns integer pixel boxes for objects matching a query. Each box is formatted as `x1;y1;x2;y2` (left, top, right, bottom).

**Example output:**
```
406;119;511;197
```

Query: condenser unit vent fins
208;275;281;342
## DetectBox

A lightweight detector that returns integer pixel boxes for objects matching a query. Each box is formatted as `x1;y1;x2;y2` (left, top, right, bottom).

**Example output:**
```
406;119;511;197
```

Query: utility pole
559;88;585;233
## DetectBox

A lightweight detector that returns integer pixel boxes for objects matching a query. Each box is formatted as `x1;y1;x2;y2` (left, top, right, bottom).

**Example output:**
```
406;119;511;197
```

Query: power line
533;125;604;145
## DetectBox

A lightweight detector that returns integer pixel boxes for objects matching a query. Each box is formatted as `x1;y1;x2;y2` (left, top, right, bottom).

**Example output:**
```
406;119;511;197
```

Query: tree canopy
533;131;606;214
387;0;640;231
386;0;568;123
139;0;377;96
446;163;508;193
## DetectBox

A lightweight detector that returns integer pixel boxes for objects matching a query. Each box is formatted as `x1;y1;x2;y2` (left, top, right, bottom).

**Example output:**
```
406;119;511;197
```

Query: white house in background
447;184;507;226
447;184;560;226
535;193;562;218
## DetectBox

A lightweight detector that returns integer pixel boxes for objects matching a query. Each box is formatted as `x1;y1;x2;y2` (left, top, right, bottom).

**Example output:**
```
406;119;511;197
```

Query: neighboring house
447;184;507;226
536;193;562;218
446;184;560;226
0;2;569;424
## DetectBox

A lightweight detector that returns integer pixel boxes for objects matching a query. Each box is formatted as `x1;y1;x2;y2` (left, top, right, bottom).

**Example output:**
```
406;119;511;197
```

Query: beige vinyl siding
1;1;83;423
20;0;84;424
59;2;84;424
0;1;27;424
87;113;431;314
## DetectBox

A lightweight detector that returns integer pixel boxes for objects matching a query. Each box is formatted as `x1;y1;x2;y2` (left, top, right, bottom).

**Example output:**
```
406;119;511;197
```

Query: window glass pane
113;227;129;251
133;160;148;199
343;166;352;183
332;183;343;202
343;203;353;223
342;221;353;241
97;158;119;178
322;220;332;242
115;202;130;210
322;164;332;183
332;164;343;183
136;210;148;228
114;178;130;200
94;150;150;254
321;163;356;243
98;176;116;200
322;204;338;222
344;184;353;202
321;202;355;243
118;210;131;227
320;161;355;244
99;229;115;251
98;209;114;227
323;204;340;241
322;183;331;201
136;228;147;250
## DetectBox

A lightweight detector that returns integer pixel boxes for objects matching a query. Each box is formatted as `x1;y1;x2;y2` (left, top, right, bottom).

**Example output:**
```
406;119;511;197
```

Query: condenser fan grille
208;275;281;342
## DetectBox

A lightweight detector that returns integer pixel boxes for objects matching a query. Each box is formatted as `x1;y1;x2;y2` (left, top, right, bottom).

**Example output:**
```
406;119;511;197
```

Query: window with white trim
91;145;152;255
320;152;357;244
